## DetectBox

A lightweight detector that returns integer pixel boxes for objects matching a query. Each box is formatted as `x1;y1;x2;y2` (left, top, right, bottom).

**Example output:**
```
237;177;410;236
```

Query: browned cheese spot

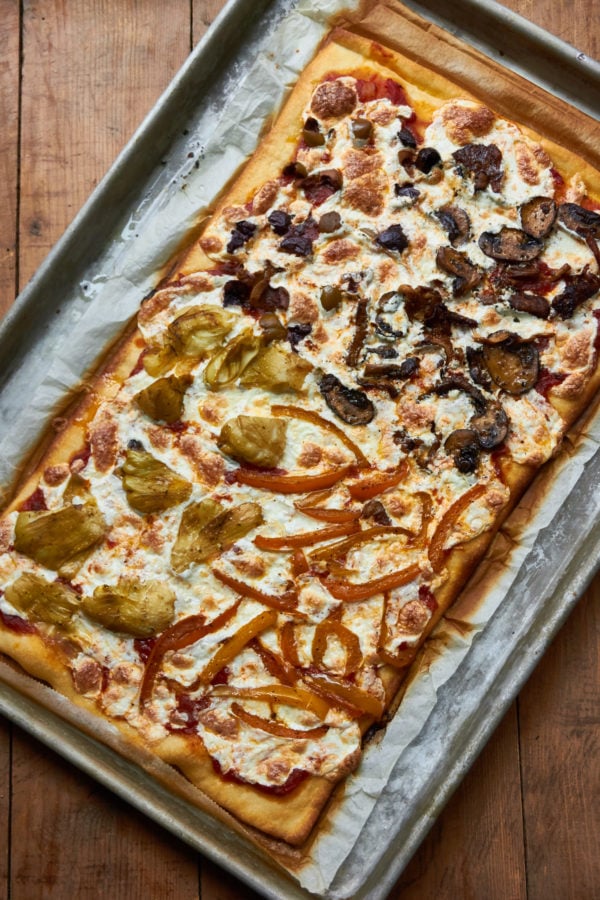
441;102;495;145
311;80;357;119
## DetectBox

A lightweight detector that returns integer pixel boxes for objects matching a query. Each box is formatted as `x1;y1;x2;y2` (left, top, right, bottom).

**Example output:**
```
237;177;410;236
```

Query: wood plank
500;0;599;58
518;584;600;900
13;3;200;898
0;0;20;315
192;0;224;45
391;706;526;899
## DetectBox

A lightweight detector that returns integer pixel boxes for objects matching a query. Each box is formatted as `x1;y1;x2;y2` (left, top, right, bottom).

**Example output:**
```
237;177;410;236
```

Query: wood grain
0;2;598;899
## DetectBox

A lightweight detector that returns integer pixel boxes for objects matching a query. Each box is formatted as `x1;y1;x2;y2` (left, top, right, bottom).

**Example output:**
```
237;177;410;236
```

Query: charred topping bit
444;429;480;473
282;160;308;179
287;323;312;351
127;438;145;451
520;196;557;238
479;227;544;263
279;216;319;257
319;373;375;425
435;246;482;297
361;499;391;526
398;148;416;170
351;118;373;143
402;284;477;330
557;202;600;268
226;220;256;254
394;184;420;201
435;205;471;246
367;345;399;359
375;223;408;253
302;116;325;147
552;269;600;318
318;211;342;233
414;147;441;174
345;298;369;367
302;169;343;206
509;291;550;319
452;143;504;192
397;125;417;148
267;209;293;235
480;332;540;394
363;358;420;379
248;279;289;313
223;279;251;308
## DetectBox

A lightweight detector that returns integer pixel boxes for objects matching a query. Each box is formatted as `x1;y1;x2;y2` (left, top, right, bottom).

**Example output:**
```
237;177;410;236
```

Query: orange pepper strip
193;610;278;687
411;491;434;548
347;460;408;501
254;521;360;551
428;483;489;573
280;621;302;668
377;593;418;669
294;505;360;524
292;549;309;577
251;638;296;685
308;525;410;564
211;684;330;720
271;404;370;468
211;568;298;612
139;601;241;707
312;621;362;675
231;702;329;739
236;465;354;494
323;562;421;602
303;672;384;719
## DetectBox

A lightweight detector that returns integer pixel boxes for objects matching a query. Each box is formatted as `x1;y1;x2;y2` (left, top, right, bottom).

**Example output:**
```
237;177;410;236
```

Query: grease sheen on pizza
0;28;599;846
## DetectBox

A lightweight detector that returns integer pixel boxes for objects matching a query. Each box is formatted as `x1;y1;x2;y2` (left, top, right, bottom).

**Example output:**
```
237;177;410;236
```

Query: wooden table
0;2;598;897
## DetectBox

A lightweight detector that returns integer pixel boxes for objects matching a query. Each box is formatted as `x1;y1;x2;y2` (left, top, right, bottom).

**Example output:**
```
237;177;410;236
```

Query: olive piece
318;211;342;233
508;291;550;319
319;373;375;425
320;284;344;311
302;117;325;147
436;246;482;297
482;335;539;394
282;161;308;179
444;429;480;473
394;184;420;202
520;196;557;238
478;227;544;262
397;126;417;148
375;224;409;253
267;210;293;236
415;147;441;173
258;312;287;343
218;415;288;468
352;117;373;142
435;205;471;246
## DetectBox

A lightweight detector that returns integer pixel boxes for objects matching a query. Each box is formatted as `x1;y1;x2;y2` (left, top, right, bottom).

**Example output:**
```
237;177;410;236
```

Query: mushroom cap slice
508;291;550;319
557;202;600;237
482;335;539;394
435;205;471;246
319;374;375;425
478;227;543;263
520;196;557;239
436;246;482;296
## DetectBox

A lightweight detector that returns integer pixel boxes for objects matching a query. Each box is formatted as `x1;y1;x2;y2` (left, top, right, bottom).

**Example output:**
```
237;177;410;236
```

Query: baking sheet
1;1;600;898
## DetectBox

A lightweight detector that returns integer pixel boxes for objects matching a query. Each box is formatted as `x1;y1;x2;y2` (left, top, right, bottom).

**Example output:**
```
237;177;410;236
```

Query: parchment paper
1;2;600;897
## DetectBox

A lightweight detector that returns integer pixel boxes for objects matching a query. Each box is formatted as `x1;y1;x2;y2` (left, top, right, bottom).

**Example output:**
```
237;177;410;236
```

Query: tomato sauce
211;758;309;795
0;610;36;635
535;368;567;399
19;487;47;512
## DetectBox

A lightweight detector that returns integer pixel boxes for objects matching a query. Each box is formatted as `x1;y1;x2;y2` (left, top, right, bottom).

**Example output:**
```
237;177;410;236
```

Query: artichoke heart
171;499;263;572
14;501;106;577
218;415;287;468
119;449;192;515
134;374;191;423
204;328;262;390
239;343;312;393
5;572;79;627
168;305;236;358
83;577;176;637
142;343;177;378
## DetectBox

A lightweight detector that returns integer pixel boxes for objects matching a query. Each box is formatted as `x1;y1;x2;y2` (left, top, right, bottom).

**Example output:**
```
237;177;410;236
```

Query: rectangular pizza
1;3;599;850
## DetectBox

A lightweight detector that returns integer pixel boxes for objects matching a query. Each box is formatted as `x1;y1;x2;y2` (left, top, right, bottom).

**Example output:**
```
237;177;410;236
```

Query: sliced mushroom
346;299;369;368
435;205;471;246
481;333;539;394
452;143;503;192
552;269;600;318
433;375;508;449
444;429;480;473
520;196;556;238
557;202;600;237
319;373;375;425
375;224;409;253
436;246;482;296
508;291;550;319
479;227;544;263
466;346;492;389
363;358;420;380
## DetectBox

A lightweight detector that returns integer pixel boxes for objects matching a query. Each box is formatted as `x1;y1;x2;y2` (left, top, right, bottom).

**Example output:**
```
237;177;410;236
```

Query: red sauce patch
129;351;146;377
304;182;336;206
134;637;157;665
167;420;187;434
593;310;600;353
210;666;230;686
535;368;567;399
418;584;438;612
19;487;47;512
0;610;36;635
168;694;212;734
355;75;407;106
551;167;566;202
211;758;309;795
70;442;92;469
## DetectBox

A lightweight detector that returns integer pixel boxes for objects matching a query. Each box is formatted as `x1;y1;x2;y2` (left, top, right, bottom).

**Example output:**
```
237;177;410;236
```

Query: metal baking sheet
1;1;600;898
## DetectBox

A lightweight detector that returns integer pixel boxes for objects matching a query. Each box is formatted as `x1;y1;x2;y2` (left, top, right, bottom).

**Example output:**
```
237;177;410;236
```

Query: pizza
0;19;599;848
